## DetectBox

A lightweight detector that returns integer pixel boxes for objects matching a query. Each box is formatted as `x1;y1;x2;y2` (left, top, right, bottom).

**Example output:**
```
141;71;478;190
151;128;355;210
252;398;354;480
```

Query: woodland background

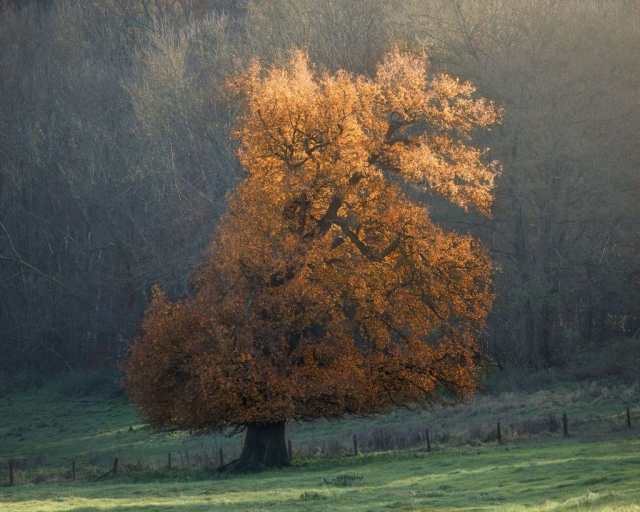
1;0;639;374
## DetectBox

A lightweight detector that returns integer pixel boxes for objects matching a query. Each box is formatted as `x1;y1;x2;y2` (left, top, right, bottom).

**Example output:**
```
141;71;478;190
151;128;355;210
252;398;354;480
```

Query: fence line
2;405;635;487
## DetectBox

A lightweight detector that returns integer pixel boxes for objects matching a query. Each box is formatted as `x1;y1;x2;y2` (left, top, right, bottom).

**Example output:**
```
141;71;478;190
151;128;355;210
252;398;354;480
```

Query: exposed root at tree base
218;421;291;474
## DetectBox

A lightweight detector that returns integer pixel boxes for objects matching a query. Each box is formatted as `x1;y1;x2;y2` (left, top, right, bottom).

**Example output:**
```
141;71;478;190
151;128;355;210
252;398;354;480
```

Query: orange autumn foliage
125;50;500;432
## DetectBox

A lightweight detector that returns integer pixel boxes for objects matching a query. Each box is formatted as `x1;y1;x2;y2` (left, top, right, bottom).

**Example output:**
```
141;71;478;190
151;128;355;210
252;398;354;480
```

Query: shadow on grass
2;438;639;511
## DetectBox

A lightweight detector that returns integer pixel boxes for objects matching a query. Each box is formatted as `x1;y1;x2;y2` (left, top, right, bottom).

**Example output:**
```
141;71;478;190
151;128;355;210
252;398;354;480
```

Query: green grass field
1;372;637;468
2;436;640;511
1;347;639;511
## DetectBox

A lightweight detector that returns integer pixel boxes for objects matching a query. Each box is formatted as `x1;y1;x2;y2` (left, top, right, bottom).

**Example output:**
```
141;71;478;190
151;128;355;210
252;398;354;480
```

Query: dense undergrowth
481;338;640;394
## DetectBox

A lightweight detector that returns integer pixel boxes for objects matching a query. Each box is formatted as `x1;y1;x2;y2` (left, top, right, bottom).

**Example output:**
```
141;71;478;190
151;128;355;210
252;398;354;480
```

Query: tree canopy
124;50;499;469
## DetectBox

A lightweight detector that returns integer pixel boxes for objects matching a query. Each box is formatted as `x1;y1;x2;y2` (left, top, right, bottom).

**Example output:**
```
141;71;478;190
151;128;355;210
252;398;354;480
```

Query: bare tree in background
409;0;640;366
0;2;240;371
1;0;638;372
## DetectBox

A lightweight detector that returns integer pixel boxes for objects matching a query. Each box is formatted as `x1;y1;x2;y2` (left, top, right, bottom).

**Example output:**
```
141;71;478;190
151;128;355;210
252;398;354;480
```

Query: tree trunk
220;422;290;473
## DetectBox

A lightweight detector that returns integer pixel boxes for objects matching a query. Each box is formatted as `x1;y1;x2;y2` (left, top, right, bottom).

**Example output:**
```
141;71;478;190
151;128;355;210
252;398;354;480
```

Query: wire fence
2;405;636;487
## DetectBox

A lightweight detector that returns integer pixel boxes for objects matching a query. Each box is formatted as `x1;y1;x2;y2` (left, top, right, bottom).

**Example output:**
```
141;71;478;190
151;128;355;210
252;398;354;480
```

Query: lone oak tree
125;50;500;473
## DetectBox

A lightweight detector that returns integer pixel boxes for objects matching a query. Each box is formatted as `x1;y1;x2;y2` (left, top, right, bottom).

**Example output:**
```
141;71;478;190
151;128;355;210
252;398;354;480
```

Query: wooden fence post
425;429;431;452
72;460;76;482
287;439;293;462
563;413;568;437
9;460;14;487
627;406;632;429
113;458;119;477
219;448;223;467
353;434;358;456
167;453;171;469
497;422;502;444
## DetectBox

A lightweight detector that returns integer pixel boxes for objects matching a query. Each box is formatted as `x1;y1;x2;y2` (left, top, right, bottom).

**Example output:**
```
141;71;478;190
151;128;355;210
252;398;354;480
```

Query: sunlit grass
2;437;640;510
1;372;639;510
1;377;638;470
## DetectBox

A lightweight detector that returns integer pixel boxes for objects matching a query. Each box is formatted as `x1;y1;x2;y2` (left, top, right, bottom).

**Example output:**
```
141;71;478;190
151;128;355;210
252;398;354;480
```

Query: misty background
1;0;639;374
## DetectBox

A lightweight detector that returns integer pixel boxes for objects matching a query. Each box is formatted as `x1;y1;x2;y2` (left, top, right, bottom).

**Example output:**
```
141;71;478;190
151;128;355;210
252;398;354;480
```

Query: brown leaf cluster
125;50;500;432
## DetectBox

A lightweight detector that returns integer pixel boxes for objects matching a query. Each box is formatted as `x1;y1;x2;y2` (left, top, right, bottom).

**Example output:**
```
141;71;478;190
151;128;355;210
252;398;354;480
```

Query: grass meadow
2;436;640;511
1;340;639;510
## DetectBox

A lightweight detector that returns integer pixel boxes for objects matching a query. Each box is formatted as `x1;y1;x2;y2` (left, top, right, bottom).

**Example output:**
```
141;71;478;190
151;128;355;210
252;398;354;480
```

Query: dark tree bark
220;422;290;473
